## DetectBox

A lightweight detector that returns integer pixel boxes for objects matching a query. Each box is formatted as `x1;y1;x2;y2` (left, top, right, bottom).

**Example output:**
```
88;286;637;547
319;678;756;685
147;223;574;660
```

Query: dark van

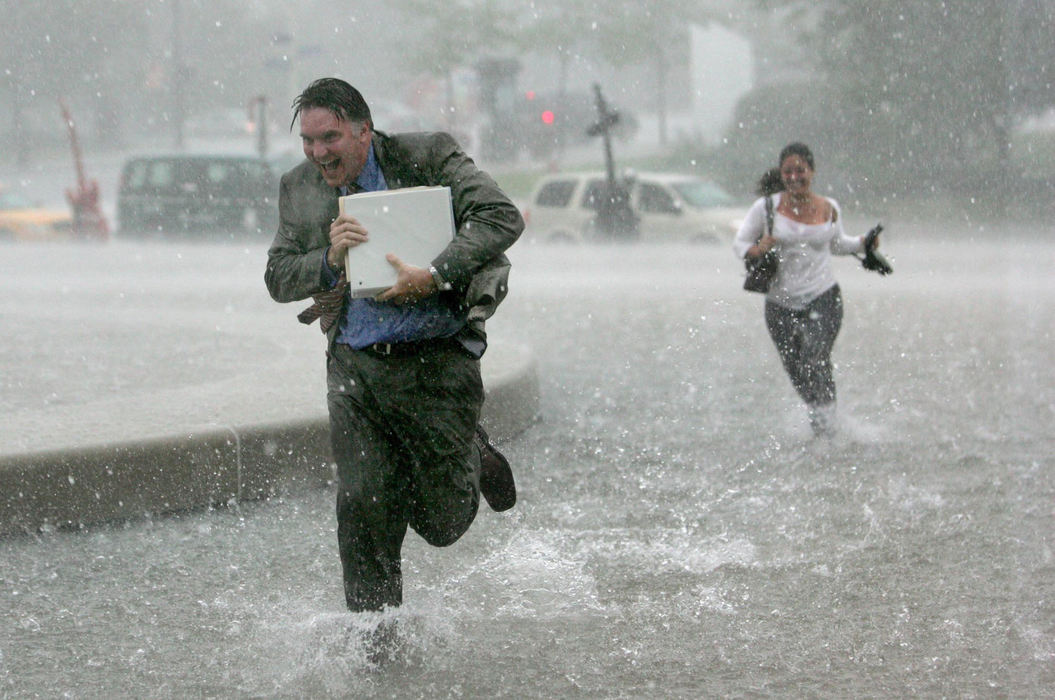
117;154;277;237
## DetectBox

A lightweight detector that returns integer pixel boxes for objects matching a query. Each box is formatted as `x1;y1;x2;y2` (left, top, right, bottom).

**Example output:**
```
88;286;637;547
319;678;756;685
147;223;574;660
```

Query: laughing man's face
299;106;371;188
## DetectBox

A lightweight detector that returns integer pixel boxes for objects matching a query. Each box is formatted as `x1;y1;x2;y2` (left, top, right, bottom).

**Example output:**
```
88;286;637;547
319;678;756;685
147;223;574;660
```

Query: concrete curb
0;343;539;536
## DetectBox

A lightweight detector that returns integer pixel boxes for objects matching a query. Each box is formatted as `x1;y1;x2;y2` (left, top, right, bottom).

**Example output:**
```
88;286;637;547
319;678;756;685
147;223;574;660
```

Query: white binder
339;186;455;298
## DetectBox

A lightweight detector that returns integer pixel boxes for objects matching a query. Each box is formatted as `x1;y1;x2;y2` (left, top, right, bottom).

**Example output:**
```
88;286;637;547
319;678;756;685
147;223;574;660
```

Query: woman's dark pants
764;284;843;409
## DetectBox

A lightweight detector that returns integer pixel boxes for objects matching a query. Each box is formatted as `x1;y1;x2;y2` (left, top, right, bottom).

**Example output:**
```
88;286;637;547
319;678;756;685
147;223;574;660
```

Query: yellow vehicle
0;188;73;241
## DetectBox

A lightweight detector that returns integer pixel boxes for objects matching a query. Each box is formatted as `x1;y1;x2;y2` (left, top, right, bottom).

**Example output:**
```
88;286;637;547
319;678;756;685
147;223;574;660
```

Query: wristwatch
429;265;453;291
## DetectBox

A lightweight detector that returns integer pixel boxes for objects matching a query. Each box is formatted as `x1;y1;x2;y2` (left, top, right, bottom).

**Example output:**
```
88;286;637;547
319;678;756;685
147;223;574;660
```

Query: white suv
522;171;745;244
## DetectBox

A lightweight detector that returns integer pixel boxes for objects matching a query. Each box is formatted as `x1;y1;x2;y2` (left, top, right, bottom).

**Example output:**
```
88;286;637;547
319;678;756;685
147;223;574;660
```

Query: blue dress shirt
324;144;467;349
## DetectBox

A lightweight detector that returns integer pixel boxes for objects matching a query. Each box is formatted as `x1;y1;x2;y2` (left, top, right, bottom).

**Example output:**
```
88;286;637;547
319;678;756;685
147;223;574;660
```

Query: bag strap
757;194;774;242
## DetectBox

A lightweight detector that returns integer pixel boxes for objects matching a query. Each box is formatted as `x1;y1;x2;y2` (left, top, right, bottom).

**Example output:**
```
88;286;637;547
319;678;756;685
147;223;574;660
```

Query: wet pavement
0;240;538;534
2;231;1053;698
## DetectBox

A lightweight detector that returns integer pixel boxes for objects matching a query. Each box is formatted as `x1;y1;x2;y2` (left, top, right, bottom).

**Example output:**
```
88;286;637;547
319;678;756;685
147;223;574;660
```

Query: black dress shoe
475;426;516;512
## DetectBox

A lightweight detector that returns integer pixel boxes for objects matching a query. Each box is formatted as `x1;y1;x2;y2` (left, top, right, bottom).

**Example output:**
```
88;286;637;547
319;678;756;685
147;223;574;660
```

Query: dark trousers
764;284;843;408
326;342;483;611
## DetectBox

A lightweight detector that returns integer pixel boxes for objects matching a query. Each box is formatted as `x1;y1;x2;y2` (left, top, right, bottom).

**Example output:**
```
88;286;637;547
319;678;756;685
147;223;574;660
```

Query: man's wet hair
291;78;372;131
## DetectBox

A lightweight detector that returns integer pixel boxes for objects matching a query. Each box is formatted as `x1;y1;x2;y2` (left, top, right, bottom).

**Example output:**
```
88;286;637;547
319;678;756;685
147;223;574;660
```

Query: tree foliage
390;0;521;78
0;0;285;160
728;0;1055;198
514;1;601;93
527;0;718;143
0;0;151;157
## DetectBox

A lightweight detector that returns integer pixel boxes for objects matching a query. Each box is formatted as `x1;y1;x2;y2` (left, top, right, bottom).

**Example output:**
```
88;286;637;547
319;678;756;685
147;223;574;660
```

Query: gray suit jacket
265;130;524;345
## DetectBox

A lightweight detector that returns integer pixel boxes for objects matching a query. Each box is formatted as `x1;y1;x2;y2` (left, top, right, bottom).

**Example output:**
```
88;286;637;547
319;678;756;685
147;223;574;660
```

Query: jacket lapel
372;131;410;190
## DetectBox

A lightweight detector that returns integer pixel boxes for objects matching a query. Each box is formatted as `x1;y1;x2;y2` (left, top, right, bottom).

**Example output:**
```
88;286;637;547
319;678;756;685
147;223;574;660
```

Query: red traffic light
540;110;555;125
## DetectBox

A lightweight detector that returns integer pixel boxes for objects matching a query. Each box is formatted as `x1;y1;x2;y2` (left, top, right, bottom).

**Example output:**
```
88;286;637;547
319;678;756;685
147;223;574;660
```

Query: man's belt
356;336;462;358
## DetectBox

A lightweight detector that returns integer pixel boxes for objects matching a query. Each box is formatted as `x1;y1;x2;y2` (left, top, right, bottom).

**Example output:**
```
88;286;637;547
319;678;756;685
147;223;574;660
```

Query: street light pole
172;0;186;150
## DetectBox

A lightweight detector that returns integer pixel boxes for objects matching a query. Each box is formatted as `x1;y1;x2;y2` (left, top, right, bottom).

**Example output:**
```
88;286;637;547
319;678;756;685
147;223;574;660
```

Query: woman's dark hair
778;142;815;170
290;77;372;131
756;167;784;195
758;142;816;195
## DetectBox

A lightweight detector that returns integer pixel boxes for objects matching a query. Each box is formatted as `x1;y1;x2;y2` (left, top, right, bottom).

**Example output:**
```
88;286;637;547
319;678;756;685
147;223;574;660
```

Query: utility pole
172;0;186;149
587;83;638;241
249;96;269;159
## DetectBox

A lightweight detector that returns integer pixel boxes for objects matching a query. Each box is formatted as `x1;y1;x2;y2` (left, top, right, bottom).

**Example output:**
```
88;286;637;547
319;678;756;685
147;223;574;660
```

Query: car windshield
670;180;734;209
0;190;34;210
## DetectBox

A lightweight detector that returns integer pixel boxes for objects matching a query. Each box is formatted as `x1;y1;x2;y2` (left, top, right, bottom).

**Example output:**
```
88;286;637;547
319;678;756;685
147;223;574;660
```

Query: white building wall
690;23;754;144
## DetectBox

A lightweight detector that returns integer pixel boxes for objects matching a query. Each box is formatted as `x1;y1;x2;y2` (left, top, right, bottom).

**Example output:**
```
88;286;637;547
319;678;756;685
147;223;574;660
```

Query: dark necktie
297;273;349;333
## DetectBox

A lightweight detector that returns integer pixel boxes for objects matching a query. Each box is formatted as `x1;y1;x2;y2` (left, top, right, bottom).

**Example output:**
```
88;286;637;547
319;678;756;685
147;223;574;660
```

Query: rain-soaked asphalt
1;223;1053;698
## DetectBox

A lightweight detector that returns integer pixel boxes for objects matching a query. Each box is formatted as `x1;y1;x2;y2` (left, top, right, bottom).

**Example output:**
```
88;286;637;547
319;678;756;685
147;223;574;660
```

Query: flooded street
2;226;1053;698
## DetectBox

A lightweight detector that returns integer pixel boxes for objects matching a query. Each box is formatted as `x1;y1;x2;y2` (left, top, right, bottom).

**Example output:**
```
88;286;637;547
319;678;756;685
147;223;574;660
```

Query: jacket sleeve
264;166;338;303
419;133;524;291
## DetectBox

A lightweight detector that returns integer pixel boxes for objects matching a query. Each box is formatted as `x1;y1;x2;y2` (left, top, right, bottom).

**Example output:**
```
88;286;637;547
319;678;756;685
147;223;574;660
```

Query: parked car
117;154;277;237
0;186;73;241
522;171;745;244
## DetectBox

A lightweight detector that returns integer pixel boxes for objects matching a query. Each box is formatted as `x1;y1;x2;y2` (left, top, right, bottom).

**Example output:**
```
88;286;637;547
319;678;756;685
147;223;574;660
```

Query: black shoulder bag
743;195;778;293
